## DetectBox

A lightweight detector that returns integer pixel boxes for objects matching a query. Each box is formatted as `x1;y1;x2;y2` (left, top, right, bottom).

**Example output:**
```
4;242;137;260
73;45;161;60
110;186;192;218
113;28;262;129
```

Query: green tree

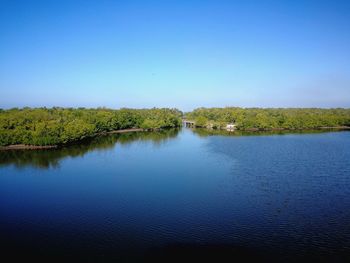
195;116;208;127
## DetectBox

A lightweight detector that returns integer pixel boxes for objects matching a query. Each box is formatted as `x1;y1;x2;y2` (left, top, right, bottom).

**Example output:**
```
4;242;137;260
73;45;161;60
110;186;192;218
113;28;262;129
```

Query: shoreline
241;126;350;132
0;128;146;151
193;126;350;132
1;126;349;151
98;128;144;135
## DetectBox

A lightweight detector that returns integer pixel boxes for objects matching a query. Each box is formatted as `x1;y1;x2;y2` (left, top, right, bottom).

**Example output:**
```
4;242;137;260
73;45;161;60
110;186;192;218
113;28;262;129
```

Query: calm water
0;129;350;262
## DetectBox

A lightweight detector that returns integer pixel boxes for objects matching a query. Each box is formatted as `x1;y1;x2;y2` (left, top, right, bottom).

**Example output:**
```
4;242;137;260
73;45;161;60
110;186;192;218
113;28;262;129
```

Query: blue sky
1;0;349;110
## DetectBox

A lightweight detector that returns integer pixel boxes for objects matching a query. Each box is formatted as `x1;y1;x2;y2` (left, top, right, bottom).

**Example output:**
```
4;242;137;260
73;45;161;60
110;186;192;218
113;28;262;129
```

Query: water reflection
0;129;180;169
191;128;347;137
1;128;347;169
1;128;349;261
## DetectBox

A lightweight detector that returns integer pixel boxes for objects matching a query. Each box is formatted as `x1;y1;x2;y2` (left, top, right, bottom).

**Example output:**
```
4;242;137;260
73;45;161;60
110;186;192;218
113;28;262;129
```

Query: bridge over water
182;119;195;128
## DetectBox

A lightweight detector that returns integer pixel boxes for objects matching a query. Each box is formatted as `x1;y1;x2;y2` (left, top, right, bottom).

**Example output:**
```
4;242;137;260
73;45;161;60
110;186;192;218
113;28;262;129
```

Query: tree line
185;107;350;130
0;107;182;146
2;106;349;147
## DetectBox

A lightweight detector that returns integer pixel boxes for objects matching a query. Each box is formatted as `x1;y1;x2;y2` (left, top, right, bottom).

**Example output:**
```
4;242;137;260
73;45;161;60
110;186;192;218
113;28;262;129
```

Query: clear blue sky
1;0;349;110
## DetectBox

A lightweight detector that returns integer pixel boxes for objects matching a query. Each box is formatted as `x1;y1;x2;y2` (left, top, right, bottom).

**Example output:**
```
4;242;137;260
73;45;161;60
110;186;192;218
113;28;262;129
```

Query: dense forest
1;106;350;147
185;107;350;130
0;107;182;146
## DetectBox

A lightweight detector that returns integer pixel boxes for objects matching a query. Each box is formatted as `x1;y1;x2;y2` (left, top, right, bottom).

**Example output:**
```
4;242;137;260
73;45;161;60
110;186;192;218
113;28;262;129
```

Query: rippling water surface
0;129;349;262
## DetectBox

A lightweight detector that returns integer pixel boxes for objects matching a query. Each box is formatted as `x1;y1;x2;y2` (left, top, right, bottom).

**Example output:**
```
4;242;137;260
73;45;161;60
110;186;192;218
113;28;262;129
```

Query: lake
0;129;349;262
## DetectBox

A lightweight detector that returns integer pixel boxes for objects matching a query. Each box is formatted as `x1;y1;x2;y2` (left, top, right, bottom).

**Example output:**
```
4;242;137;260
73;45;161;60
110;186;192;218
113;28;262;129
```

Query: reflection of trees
0;129;179;169
191;128;337;138
116;129;179;146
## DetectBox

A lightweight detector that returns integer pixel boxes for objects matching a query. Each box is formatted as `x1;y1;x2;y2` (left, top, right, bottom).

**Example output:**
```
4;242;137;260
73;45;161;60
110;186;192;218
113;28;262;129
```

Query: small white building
226;123;236;131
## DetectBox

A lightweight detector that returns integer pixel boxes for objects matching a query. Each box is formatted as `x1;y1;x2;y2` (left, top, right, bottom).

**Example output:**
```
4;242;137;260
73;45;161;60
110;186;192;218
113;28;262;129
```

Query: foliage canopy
186;107;350;130
0;107;182;146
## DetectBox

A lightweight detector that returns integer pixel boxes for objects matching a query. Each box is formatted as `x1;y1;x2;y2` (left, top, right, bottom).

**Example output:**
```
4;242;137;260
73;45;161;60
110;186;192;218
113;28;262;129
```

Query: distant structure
226;123;236;131
182;119;195;128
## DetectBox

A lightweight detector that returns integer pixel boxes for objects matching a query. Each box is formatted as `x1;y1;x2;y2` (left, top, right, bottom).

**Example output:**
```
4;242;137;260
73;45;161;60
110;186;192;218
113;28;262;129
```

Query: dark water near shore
1;129;350;262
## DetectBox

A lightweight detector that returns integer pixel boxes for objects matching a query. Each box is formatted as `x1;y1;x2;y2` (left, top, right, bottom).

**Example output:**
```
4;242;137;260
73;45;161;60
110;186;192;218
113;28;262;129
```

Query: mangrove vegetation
1;106;350;148
186;107;350;130
0;107;182;146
